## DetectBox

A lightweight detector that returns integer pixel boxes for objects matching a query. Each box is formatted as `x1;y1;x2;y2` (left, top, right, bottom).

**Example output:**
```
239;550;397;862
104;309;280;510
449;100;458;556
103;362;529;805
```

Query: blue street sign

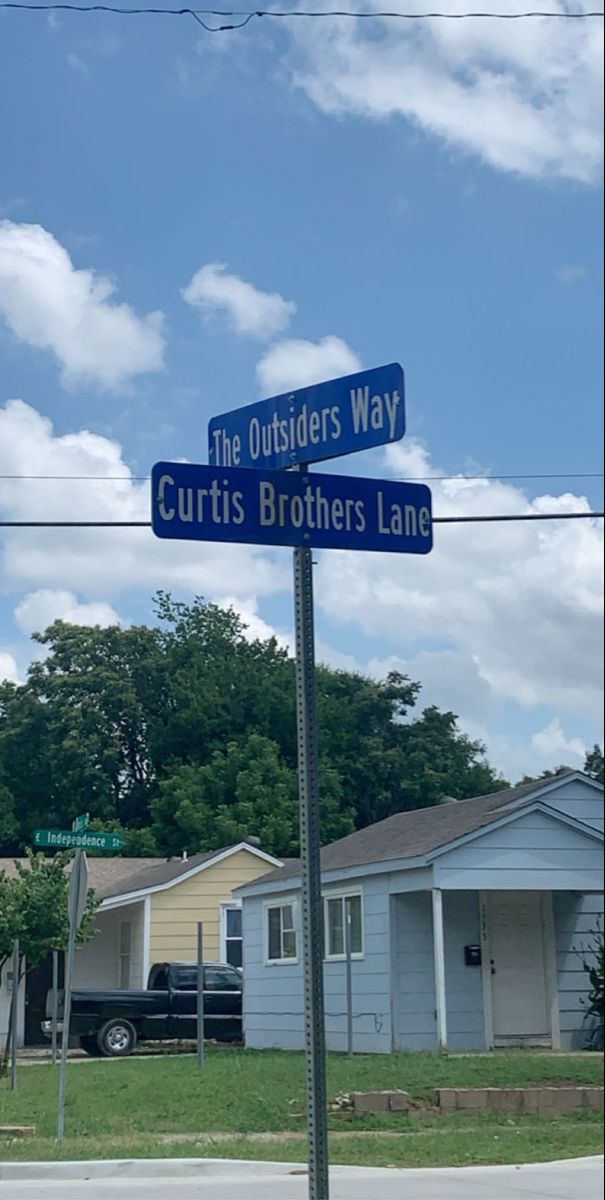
151;462;432;555
208;363;405;470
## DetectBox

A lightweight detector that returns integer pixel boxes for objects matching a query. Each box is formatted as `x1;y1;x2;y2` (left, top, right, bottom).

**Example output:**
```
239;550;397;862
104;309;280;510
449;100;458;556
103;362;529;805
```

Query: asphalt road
1;1158;602;1200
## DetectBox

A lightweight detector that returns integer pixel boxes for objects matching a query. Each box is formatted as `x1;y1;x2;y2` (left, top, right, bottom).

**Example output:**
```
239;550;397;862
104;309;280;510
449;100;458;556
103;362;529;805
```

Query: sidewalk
1;1156;603;1200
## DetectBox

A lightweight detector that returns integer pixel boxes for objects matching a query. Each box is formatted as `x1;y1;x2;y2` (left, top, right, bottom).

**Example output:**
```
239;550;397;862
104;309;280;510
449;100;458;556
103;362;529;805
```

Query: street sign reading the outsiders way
151;462;432;555
208;363;405;470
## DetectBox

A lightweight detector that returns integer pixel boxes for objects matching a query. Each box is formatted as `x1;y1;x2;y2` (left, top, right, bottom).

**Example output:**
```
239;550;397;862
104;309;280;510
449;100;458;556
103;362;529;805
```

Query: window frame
220;901;243;970
264;899;299;966
323;891;364;962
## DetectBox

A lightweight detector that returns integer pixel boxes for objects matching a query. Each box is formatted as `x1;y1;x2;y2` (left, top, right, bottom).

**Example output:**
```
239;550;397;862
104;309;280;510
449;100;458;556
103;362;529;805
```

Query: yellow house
1;842;281;1046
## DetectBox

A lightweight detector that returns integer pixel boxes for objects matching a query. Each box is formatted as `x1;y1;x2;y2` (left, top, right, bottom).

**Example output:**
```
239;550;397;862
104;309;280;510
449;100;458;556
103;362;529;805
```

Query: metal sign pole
293;544;329;1200
197;922;205;1070
51;950;59;1066
57;848;82;1142
345;906;353;1058
10;938;19;1091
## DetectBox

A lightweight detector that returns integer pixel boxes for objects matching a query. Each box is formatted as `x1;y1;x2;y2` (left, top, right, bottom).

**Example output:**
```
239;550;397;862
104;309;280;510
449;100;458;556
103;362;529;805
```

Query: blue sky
0;3;603;781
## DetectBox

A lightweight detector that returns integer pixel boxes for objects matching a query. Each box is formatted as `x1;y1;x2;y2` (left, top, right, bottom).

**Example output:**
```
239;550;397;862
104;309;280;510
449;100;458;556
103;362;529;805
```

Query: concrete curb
0;1156;603;1182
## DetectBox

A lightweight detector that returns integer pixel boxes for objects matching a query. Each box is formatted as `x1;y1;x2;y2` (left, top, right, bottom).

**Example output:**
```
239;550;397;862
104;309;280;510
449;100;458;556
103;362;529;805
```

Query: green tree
584;745;604;785
0;620;169;849
0;851;99;1074
0;851;98;976
151;734;353;857
0;593;507;860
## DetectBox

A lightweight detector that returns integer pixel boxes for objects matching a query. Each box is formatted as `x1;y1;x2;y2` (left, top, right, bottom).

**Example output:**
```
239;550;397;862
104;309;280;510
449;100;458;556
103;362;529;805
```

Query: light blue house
236;770;604;1054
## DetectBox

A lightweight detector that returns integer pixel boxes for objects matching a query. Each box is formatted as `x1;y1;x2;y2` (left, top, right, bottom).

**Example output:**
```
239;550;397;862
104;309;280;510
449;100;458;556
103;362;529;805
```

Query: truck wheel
80;1036;103;1057
97;1019;137;1058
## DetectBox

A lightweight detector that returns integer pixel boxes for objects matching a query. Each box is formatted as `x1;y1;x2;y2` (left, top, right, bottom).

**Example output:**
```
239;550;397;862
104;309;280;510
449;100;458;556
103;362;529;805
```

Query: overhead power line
0;470;602;482
0;512;602;526
1;2;603;31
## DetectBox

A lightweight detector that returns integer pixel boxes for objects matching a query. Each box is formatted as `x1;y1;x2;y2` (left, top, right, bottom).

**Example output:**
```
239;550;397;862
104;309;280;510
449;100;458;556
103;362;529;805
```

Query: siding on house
73;900;147;989
243;876;393;1053
554;890;604;1050
443;891;484;1050
150;849;271;964
239;780;602;1056
528;779;603;834
392;890;484;1052
433;807;603;891
392;891;435;1052
242;890;303;1051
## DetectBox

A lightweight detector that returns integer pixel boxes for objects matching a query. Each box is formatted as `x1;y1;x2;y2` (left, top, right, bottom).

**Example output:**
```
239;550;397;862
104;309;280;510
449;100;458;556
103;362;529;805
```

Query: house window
222;904;243;969
266;902;297;963
324;894;363;959
119;921;132;989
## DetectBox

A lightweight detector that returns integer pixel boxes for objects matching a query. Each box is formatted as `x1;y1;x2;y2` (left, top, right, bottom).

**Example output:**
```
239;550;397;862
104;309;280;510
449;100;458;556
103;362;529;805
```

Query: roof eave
235;852;431;898
98;842;283;906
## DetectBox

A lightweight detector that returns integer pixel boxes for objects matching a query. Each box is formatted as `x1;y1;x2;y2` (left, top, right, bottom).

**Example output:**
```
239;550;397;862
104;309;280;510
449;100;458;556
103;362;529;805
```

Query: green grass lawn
1;1048;603;1166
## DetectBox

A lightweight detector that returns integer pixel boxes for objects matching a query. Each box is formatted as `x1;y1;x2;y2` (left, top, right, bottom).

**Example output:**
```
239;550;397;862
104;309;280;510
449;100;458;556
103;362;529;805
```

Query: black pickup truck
42;961;243;1057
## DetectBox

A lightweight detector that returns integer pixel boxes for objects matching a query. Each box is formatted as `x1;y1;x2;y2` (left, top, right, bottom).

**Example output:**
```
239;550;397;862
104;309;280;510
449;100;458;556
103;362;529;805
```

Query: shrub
579;923;604;1051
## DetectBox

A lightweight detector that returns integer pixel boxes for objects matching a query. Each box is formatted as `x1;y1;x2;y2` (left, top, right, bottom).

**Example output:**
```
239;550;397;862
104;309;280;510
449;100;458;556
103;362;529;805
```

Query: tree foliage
0;850;98;975
517;747;604;790
584;745;604;786
0;593;507;859
577;924;604;1051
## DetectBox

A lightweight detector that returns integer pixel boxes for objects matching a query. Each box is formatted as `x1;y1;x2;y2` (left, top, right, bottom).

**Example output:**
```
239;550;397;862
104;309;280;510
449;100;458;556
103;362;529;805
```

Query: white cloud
0;651;19;685
556;263;587;284
283;2;603;182
0;222;165;390
256;335;361;395
182;262;296;339
367;648;496;726
215;595;292;652
14;590;122;636
532;717;587;764
0;399;288;604
315;436;604;724
67;52;89;75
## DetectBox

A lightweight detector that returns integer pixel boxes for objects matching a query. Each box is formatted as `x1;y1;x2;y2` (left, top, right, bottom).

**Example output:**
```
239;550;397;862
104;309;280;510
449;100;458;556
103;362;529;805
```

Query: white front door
487;892;550;1042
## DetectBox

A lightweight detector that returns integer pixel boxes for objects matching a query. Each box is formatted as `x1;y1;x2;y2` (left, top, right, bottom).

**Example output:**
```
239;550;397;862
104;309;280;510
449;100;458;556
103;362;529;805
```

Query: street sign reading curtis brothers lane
151;462;432;555
208;363;405;470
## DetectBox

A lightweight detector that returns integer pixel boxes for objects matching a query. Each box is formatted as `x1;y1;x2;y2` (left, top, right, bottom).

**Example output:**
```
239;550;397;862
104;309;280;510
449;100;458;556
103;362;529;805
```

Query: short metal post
51;950;59;1065
57;849;81;1141
345;906;353;1058
293;545;329;1200
10;939;19;1091
197;922;205;1069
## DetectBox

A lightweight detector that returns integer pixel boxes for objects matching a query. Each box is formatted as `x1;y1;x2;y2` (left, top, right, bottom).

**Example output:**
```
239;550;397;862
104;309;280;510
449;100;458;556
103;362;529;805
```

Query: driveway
1;1157;602;1199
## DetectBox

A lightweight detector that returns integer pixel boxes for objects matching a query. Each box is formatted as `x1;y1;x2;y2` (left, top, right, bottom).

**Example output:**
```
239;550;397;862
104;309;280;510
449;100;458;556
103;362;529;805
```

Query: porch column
432;888;448;1053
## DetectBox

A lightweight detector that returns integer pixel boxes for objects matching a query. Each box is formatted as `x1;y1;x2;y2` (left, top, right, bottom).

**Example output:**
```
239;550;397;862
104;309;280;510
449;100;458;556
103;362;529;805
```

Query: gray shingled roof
0;844;275;901
245;769;592;889
99;848;237;899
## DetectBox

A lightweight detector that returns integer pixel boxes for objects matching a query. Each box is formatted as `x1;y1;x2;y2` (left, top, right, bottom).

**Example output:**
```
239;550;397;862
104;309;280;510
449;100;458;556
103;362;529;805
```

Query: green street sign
72;813;89;833
33;829;124;852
